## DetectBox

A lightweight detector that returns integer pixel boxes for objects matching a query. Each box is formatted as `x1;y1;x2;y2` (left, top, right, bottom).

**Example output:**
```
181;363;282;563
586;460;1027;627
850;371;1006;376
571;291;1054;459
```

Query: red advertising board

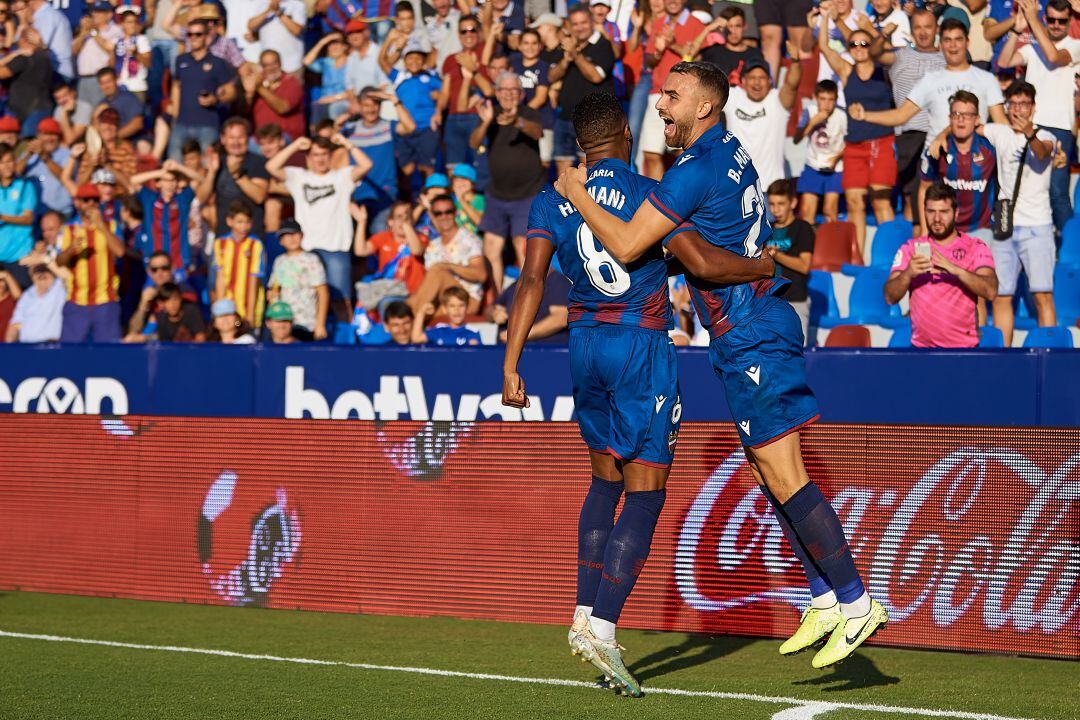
0;415;1076;659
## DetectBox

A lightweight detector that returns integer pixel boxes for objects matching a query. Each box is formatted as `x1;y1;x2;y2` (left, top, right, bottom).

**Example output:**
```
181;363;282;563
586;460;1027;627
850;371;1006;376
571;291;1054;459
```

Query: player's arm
502;235;556;409
666;229;776;284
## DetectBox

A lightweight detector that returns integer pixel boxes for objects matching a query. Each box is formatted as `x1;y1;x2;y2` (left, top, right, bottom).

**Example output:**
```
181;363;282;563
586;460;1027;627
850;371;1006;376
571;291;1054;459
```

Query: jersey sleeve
647;159;710;226
920;149;939;182
525;191;555;245
661;222;699;248
970;237;995;271
891;240;914;274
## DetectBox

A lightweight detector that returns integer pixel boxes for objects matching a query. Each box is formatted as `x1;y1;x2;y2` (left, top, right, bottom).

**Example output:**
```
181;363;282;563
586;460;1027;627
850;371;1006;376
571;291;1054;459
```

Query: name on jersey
556;183;627;217
726;141;753;184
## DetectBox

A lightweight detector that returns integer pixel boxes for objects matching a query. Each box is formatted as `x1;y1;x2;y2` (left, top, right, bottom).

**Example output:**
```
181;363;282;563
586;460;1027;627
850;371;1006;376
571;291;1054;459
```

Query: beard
929;220;956;241
665;117;692;150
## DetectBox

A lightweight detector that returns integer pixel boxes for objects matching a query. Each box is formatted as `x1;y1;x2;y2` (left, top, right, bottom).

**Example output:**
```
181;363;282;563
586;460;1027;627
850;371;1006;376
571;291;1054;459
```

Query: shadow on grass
792;653;901;692
629;635;756;683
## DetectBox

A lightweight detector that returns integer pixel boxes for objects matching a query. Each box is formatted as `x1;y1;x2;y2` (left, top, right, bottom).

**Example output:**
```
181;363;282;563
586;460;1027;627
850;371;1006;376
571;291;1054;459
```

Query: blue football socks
591;489;666;629
760;485;835;602
576;476;624;607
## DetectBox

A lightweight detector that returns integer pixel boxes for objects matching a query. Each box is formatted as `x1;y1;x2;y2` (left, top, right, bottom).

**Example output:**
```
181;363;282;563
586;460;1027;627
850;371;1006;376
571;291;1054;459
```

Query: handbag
991;133;1033;240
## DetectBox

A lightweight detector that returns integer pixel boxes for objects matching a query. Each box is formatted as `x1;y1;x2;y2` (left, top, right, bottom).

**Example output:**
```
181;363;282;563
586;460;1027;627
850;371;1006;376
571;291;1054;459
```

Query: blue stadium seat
820;267;906;328
888;324;911;347
807;270;839;328
333;323;357;346
869;219;913;269
1060;217;1080;267
979;326;1005;348
1053;264;1080;327
1022;326;1074;348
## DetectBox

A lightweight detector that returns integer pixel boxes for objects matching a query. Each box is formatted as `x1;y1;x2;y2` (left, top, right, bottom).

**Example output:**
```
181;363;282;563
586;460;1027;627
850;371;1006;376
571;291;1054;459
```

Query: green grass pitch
0;592;1075;720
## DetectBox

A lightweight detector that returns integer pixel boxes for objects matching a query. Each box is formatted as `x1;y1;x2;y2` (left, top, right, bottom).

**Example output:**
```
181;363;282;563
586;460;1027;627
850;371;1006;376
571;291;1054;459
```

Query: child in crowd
451;164;484;234
267;219;329;342
411;286;481;346
793;79;846;224
765;180;816;345
211;202;266;327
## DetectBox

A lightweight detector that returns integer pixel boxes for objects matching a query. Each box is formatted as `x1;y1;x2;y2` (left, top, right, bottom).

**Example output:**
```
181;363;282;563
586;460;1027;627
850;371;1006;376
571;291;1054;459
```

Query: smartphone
915;242;931;260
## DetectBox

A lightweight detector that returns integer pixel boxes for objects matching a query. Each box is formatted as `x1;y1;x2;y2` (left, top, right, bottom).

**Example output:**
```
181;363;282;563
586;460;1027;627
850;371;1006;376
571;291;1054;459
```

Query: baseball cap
939;7;971;30
266;301;294;321
211;298;237;317
91;168;118;185
424;173;449;190
742;58;772;79
278;218;303;237
75;183;101;200
529;12;562;28
403;39;427;56
36;117;62;136
589;0;611;6
116;5;141;16
0;115;20;133
451;164;477;183
91;1;113;12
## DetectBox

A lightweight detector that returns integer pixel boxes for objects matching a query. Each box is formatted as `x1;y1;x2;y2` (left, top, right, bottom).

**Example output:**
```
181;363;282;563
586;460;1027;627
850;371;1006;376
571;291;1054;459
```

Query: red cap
0;115;21;133
36;117;62;136
75;183;101;200
345;18;368;33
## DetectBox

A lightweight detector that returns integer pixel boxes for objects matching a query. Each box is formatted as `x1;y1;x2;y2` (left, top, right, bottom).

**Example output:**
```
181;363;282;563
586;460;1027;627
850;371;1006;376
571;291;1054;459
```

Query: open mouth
662;116;675;139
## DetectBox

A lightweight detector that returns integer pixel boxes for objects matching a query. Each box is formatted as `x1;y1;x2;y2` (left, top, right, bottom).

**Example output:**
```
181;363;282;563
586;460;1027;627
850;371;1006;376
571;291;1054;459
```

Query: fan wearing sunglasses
995;0;1079;233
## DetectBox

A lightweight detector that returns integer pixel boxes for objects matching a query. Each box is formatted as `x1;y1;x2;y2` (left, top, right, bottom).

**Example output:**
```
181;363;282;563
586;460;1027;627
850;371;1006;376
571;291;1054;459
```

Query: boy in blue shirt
411;285;481;345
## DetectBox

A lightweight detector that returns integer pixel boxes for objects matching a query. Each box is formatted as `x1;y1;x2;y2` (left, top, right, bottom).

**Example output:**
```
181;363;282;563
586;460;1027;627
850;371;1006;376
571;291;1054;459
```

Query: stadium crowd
0;0;1078;349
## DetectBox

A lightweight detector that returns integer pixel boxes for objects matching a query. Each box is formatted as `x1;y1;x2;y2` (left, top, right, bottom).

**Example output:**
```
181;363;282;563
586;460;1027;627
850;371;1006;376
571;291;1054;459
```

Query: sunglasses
848;40;870;48
1046;16;1069;25
431;208;456;216
459;26;479;34
187;31;206;37
149;265;171;272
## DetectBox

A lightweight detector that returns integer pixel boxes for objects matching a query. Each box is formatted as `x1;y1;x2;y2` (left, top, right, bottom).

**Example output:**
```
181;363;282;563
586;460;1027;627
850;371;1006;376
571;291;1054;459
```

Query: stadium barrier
1;415;1076;659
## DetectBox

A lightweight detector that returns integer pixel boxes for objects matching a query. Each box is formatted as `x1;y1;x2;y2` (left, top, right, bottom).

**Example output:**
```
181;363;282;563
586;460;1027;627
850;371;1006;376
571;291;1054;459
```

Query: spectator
0;116;16;148
414;171;450;235
242;50;305;144
509;29;552;167
589;0;623;60
425;0;463;69
254;123;295;235
56;184;126;342
0;265;16;339
872;9;945;234
342;87;416;231
819;17;895;254
74;2;124;109
246;0;307;75
0;143;38;289
530;12;563;65
407;193;486;316
382;41;442;181
549;5;615;174
5;263;65;342
490;263;570;344
695;6;766;86
112;5;152;100
765;180;815;344
264;300;297;344
173;4;245;69
381;299;415;345
197;117;271;239
130;159;202;280
379;2;433;73
793;79;845;224
344;18;387;96
756;0;812;81
866;0;911;48
70;109;137;191
0;27;55;130
723;52;802;192
981;81;1058;345
207;297;256;344
885;183;998;349
471;71;543;291
211;201;267;327
997;0;1078;232
153;280;206;341
353;201;428;308
438;14;493;169
412;285;481;345
267;219;329;341
266;134;373;318
20;118;73;217
169;18;238;158
96;67;145;140
451;164;484;234
147;0;181;72
123;251;199;338
639;0;705;180
945;0;994;70
305;32;352;124
27;0;74;81
53;83;93;146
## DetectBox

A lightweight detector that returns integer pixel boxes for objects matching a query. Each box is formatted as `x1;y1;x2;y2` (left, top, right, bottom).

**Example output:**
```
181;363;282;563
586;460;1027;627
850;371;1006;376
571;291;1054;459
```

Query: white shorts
640;93;672;156
989;224;1056;295
540;128;553;164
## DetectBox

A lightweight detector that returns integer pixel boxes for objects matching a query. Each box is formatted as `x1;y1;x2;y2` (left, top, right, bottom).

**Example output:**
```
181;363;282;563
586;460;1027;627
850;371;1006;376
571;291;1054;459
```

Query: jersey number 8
576;223;631;297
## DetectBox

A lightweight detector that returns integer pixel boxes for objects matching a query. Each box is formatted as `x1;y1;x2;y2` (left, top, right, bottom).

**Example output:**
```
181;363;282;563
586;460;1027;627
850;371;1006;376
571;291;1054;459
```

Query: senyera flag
0;416;1075;659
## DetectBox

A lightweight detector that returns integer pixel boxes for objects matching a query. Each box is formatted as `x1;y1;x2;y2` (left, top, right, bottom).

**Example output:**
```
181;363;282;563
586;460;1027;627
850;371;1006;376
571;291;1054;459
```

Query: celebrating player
555;64;889;669
502;91;773;696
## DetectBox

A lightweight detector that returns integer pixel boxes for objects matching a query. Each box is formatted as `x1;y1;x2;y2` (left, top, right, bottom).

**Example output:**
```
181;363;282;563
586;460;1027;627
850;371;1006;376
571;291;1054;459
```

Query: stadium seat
807;270;840;329
333;323;357;346
824;324;871;347
868;219;913;269
811;221;861;271
1053;265;1080;327
1022;326;1074;348
979;326;1005;348
1059;217;1080;267
888;324;911;347
820;267;906;328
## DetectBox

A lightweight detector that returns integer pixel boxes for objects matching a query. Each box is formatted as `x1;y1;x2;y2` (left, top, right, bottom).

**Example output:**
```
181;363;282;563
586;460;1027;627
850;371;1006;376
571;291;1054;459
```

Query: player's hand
553;163;587;198
502;371;530;408
758;247;777;278
907;253;933;275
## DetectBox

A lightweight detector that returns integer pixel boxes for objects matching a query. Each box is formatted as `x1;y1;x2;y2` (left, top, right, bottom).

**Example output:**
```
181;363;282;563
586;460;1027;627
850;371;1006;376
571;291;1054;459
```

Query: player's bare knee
622;463;669;492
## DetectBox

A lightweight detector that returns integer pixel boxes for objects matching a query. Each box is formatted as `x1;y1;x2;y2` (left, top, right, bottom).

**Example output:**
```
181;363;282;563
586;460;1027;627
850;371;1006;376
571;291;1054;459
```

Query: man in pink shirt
885;182;998;348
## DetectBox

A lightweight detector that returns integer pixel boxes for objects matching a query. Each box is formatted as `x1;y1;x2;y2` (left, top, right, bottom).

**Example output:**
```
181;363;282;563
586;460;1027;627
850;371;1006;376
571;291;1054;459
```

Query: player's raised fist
502;372;530;409
554;163;588;198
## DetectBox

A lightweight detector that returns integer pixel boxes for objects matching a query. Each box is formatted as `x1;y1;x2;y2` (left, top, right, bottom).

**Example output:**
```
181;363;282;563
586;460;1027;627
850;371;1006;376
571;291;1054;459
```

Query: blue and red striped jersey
920;135;997;233
648;124;787;338
526;158;673;332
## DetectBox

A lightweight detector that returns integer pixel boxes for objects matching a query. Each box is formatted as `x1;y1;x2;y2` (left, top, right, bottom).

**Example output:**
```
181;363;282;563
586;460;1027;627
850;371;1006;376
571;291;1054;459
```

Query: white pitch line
0;629;1036;720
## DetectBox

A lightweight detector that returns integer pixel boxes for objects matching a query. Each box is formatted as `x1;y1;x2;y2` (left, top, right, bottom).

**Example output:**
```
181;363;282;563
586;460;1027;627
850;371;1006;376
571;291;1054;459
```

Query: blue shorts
553;117;581;162
797;166;843;196
478;194;531;239
570;324;681;467
709;299;820;448
396;128;438;169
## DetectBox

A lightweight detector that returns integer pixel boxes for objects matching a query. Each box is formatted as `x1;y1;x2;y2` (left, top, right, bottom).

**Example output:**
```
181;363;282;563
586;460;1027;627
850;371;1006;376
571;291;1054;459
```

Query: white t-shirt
983;123;1055;229
77;23;125;76
114;35;151;93
907;66;1005;148
253;0;308;73
284;166;358;253
725;87;788;190
1019;37;1080;131
874;8;912;48
222;0;266;63
798;98;847;172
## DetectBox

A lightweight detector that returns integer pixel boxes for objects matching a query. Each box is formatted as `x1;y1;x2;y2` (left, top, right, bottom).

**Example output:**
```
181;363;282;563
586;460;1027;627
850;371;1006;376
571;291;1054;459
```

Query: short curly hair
572;91;625;150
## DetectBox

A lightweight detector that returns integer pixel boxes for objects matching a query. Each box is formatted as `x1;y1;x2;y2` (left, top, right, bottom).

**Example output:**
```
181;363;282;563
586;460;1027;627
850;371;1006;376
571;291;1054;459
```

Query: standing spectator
871;9;945;233
211;201;267;327
407;193;486;315
71;109;137;190
207;297;256;344
425;0;463;69
254;123;294;235
342;87;416;231
56;185;126;342
981;81;1057;345
997;0;1079;233
242;50;305;143
0;28;54;130
885;183;998;349
74;1;125;110
451;164;484;234
471;71;543;291
169;18;238;158
723;51;802;192
0;143;38;287
383;41;441;181
492;0;528;52
130;159;201;280
344;18;387;96
246;0;307;75
867;0;911;48
172;4;246;70
263;300;297;344
53;83;93;146
411;285;481;345
147;0;181;72
353;201;428;305
305;32;352;124
20;118;72;217
765;179;815;344
509;29;552;167
113;5;152;99
639;0;705;180
696;6;766;85
756;0;812;81
530;12;563;65
379;1;433;73
437;14;493;169
197;117;271;239
27;0;73;81
0;266;16;340
820;18;894;254
549;5;615;174
793;79;845;224
266;134;373;318
97;68;146;140
945;0;994;70
153;280;206;341
267;218;329;341
5;263;65;342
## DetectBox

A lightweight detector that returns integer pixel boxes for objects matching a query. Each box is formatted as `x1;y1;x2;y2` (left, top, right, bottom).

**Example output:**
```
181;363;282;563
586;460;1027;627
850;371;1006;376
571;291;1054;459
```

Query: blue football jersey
526;158;673;331
649;124;789;337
